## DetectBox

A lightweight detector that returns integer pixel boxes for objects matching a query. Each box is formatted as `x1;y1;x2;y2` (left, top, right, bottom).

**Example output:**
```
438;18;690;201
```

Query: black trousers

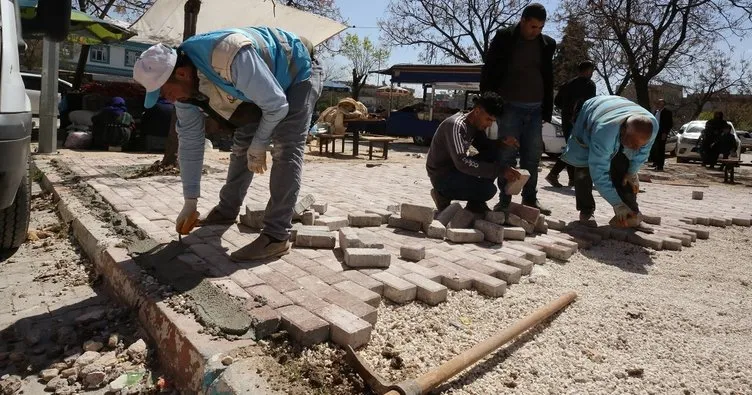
651;135;667;170
549;122;574;180
573;151;639;215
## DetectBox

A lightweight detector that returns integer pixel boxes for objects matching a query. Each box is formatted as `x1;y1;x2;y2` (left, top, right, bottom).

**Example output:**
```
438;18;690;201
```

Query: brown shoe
230;234;291;262
430;188;451;212
198;206;237;227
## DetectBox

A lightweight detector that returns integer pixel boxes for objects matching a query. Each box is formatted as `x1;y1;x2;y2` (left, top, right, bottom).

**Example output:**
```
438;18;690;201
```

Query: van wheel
413;136;431;146
0;156;31;250
676;157;689;163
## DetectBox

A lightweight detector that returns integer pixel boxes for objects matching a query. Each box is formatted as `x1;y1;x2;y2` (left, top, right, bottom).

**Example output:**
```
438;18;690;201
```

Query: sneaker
230;234;291;262
198;206;237;227
545;174;564;188
522;199;552;216
430;188;451;212
465;201;490;214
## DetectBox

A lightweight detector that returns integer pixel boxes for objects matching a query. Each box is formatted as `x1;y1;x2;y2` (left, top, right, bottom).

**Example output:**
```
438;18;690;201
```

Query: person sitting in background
91;97;135;151
426;92;520;214
140;97;174;152
701;111;729;168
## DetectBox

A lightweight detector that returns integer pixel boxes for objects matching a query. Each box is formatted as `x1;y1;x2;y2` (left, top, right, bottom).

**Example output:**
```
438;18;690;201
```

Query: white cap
133;43;178;108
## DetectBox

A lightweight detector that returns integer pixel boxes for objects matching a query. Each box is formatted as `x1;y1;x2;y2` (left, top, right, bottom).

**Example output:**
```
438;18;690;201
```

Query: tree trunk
351;68;364;101
161;0;202;166
632;76;651;110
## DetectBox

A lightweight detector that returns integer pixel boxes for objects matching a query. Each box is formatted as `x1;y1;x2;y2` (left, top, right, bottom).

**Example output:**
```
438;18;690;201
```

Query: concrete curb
32;158;261;394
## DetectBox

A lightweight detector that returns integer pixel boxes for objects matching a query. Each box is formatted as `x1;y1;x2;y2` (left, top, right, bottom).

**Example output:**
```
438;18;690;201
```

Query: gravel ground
271;225;751;394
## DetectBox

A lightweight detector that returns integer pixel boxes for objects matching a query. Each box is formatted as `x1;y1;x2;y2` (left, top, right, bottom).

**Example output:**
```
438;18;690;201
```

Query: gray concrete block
508;202;541;224
708;218;727;227
400;245;425;262
315;216;350;231
400;203;435;225
402;273;447;306
294;229;336;249
394;260;442;283
291;225;330;241
239;204;265;229
504;169;530;195
448;208;476;229
338;227;361;250
446;228;485;243
692;191;703;200
545;218;567;231
311;202;328;215
502;243;546;265
386;204;401;214
300;211;316;226
341;270;384;294
641;215;661;225
436;202;462;226
502;227;526;240
426;220;447;239
365;208;392;224
348;212;383;227
466;260;522;284
387;215;423;232
732;217;751;226
370;271;417;304
484;211;506;225
528;238;574;260
313;304;372;349
344;248;392;268
506;213;534;234
294;194;316;215
276;305;329;346
333;280;381;307
474;219;504;243
427;263;474;290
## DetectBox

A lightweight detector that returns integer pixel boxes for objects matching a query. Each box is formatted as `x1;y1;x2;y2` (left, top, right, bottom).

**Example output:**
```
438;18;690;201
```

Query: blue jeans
431;169;497;203
495;101;543;206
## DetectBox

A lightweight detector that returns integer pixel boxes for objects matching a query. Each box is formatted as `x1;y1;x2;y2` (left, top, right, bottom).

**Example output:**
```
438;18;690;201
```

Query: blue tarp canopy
323;81;351;92
373;63;483;84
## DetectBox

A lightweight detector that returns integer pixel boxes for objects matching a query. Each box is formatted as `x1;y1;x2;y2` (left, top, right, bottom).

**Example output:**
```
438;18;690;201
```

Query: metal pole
428;85;435;121
38;38;60;154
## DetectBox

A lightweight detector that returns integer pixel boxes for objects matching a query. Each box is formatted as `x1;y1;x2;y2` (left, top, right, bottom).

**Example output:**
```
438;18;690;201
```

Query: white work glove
613;202;635;223
623;173;639;193
176;198;199;234
247;147;268;174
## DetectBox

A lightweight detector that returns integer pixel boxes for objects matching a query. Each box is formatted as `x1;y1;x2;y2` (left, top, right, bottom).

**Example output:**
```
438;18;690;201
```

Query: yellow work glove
176;198;199;234
247;147;268;174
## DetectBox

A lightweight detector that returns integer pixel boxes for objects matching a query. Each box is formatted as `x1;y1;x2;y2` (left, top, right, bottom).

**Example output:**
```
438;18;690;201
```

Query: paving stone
333;280;381;307
386;204;401;214
484;211;506;225
210;278;252;299
313;304;372;349
732;217;751;226
247;305;281;339
655;235;682;250
339;228;385;250
534;214;548;233
426;220;447;239
246;285;294;309
436;202;462;226
284;288;330;312
400;203;435;225
304;265;347;285
294;229;336;248
402;272;447;306
370;271;417;304
400;245;425;262
454;258;496;276
387;215;423;232
267;261;309;280
341;270;385;294
624;232;663;250
423;262;474;290
300;211;316;225
295;276;377;324
385;263;411;277
676;225;710;239
506;213;535;234
527;238;574;260
474;219;504;243
504;169;530;195
500;244;546;265
545;218;567;231
294;194;316;215
508;201;540;224
392;261;442;283
229;270;265;289
315;217;350;231
441;260;506;297
311;202;328;215
446;228;484;243
502;227;526;240
239;205;266;229
691;190;704;200
539;234;579;250
255;269;300;293
365;208;392;224
348;212;383;227
448;208;476;229
478;260;522;284
642;215;661;225
708;218;727;227
344;248;391;268
276;305;329;346
653;230;692;246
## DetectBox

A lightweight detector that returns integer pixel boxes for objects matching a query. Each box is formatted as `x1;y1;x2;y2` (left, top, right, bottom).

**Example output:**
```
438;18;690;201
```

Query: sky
330;0;752;94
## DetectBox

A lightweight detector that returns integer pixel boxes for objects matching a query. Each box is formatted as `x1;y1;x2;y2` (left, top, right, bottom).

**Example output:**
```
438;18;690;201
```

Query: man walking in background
649;99;673;171
545;60;596;187
478;3;556;216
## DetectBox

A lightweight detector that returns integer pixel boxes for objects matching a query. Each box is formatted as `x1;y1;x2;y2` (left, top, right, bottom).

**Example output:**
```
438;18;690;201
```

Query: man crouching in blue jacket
561;96;658;226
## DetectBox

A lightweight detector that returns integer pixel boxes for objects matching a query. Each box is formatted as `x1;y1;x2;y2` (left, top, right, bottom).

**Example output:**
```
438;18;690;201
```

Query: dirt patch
108;161;222;180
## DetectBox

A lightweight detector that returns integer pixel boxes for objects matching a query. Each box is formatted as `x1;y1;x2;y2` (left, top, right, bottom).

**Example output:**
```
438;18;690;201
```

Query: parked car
675;120;741;163
542;115;566;157
21;72;73;128
735;130;752;153
665;129;678;155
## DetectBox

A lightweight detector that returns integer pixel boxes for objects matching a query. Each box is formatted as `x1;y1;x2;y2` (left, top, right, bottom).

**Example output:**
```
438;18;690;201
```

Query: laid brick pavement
37;150;752;348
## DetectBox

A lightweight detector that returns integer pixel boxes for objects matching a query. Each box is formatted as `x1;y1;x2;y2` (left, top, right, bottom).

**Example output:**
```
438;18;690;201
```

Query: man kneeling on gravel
560;95;658;227
426;92;520;214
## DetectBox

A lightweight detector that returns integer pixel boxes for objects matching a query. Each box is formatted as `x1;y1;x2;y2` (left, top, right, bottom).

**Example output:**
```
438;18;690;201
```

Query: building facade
60;41;152;79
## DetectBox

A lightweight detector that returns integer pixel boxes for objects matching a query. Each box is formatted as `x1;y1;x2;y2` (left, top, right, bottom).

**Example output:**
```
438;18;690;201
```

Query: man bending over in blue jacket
561;96;658;226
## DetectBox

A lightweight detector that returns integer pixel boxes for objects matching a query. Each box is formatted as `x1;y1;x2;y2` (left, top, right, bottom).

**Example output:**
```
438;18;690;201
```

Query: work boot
545;173;564;188
579;210;594;222
465;201;490;214
198;206;237;226
522;199;552;216
230;234;291;262
430;188;451;212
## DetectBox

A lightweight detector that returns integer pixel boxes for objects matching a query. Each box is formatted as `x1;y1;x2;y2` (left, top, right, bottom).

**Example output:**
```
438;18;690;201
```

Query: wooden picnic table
360;135;397;160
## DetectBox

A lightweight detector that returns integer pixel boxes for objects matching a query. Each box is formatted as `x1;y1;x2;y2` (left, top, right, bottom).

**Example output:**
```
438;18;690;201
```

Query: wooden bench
359;135;397;160
316;133;346;155
718;158;741;183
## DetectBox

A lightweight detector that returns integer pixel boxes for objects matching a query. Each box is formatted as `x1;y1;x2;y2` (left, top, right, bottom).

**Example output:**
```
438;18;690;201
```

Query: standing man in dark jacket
478;3;557;215
649;99;673;170
546;60;596;187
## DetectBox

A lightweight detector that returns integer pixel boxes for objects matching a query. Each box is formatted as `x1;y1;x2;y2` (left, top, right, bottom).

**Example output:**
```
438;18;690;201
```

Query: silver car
675;120;741;163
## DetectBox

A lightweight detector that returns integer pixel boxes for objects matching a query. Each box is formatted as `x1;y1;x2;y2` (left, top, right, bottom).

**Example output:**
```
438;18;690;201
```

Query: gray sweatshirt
426;113;499;180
